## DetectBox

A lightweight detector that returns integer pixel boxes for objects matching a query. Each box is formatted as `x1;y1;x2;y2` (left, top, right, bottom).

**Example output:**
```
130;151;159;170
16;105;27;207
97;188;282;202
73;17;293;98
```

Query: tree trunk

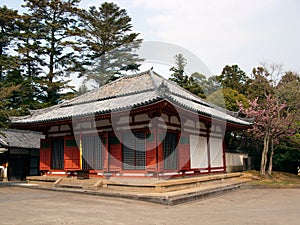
260;133;269;177
267;138;274;175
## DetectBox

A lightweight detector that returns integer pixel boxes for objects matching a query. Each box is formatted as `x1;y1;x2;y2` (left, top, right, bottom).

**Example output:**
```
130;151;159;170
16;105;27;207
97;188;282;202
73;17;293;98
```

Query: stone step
26;173;245;193
55;178;104;190
104;173;244;193
26;176;60;186
27;176;58;182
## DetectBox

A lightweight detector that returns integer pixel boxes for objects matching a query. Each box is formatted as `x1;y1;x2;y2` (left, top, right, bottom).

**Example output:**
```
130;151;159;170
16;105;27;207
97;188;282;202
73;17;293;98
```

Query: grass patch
244;171;300;188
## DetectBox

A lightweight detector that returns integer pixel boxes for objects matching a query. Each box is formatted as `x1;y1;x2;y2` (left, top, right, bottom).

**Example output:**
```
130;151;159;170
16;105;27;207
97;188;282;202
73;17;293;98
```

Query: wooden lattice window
51;138;64;169
122;132;146;170
82;135;103;170
163;132;178;170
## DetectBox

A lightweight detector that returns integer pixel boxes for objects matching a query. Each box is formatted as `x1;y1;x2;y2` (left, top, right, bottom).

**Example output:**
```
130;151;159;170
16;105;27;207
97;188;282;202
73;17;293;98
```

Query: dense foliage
170;54;300;175
76;2;142;85
0;0;142;122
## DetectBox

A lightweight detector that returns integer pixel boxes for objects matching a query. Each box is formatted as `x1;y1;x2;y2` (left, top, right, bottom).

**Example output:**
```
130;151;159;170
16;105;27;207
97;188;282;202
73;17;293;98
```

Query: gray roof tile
0;129;43;149
10;70;252;127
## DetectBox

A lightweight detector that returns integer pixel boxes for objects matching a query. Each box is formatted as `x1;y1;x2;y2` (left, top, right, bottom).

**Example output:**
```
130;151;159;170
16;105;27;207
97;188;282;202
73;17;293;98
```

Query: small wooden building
11;71;251;178
0;129;43;180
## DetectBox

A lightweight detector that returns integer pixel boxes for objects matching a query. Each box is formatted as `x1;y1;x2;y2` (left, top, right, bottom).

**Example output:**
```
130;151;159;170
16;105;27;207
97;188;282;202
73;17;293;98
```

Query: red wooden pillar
222;139;226;172
156;129;164;173
40;139;51;171
146;129;156;173
102;133;109;172
108;134;122;172
205;123;211;173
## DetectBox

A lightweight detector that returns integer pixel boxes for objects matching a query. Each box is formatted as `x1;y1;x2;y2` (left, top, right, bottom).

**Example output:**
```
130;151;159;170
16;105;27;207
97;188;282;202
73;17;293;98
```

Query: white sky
2;0;300;76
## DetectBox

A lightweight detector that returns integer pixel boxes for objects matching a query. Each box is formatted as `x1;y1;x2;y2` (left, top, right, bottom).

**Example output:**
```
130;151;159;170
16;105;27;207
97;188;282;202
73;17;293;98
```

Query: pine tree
0;83;20;128
22;0;81;105
169;54;188;87
0;6;19;79
76;2;143;86
217;65;249;95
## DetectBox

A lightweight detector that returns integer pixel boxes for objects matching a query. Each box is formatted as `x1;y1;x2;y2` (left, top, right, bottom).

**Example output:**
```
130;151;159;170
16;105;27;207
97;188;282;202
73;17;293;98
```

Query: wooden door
40;139;51;171
179;133;190;171
64;136;80;171
108;134;122;172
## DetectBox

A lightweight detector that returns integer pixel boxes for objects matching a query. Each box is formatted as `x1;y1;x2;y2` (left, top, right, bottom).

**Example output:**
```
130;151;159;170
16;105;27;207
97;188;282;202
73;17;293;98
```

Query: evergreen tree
246;66;275;102
185;74;206;98
76;83;88;96
207;88;249;111
0;83;20;128
22;0;81;105
15;12;46;109
217;65;249;95
275;72;300;171
169;55;220;99
0;6;19;79
188;72;222;98
77;2;143;86
169;54;188;87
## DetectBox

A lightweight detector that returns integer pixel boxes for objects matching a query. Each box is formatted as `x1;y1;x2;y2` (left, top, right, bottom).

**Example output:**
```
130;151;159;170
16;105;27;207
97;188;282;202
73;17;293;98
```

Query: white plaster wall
134;114;150;122
48;126;59;132
184;119;195;128
209;138;223;168
190;135;208;169
73;121;93;130
160;113;169;122
116;116;132;124
226;152;248;172
60;124;71;131
95;119;111;127
196;121;206;129
170;116;180;124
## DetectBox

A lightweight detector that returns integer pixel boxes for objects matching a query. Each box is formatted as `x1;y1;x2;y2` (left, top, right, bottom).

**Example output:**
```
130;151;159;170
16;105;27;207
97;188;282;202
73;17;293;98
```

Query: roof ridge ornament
156;80;170;98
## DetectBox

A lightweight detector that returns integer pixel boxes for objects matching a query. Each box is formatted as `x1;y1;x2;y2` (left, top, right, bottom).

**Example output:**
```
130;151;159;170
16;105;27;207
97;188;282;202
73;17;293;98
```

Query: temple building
11;71;252;178
0;129;42;180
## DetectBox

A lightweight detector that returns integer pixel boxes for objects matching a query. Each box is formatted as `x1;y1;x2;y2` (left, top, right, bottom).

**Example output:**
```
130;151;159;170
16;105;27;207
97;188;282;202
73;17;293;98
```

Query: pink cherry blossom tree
239;95;295;177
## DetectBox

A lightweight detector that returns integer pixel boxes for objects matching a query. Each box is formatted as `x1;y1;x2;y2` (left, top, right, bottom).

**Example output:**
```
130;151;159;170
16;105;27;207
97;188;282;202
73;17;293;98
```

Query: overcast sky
2;0;300;76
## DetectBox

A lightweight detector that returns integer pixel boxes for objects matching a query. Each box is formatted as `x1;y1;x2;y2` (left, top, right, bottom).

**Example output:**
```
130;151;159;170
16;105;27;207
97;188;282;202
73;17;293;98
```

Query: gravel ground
0;186;299;225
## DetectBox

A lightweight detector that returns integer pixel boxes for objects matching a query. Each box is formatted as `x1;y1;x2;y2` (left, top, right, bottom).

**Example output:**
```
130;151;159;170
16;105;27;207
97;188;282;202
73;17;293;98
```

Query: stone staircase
27;176;59;186
22;173;251;205
106;172;245;193
26;176;104;190
26;172;247;193
54;177;103;190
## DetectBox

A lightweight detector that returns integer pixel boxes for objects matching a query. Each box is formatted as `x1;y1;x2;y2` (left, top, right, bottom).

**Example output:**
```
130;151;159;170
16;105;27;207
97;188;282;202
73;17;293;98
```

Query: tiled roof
0;129;43;149
10;70;252;127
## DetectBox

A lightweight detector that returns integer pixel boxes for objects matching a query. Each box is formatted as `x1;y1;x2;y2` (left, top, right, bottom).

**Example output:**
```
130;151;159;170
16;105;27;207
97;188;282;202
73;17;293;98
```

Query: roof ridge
60;70;152;107
148;71;214;108
165;96;250;125
60;88;155;108
0;129;43;149
122;70;151;79
10;70;252;127
102;70;151;85
151;73;238;115
170;91;211;108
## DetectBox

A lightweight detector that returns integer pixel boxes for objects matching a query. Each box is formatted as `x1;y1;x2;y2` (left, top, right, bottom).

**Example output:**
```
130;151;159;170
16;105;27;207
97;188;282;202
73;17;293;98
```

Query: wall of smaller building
225;152;248;173
7;148;40;180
